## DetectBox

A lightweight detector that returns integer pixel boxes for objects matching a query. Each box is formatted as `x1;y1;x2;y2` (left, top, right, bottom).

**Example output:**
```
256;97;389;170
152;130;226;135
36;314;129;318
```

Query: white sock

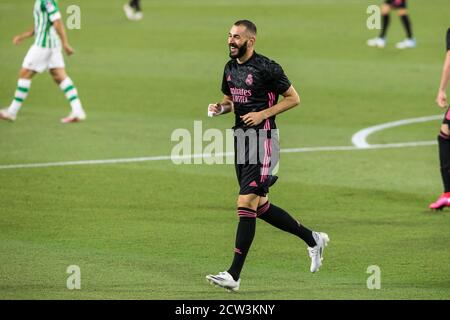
59;77;84;114
8;78;32;115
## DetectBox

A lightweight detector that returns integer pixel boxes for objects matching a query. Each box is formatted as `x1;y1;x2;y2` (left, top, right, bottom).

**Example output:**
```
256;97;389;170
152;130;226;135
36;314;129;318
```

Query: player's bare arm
13;26;35;45
436;51;450;108
53;19;74;56
240;85;300;126
208;95;233;116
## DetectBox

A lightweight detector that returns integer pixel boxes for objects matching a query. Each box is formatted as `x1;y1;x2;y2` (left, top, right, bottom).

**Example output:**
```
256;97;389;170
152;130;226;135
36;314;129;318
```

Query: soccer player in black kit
367;0;416;49
205;20;329;292
429;28;450;210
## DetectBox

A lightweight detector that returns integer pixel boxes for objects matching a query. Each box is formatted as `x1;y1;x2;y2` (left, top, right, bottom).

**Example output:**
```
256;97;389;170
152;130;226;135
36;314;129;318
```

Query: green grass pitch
0;0;449;299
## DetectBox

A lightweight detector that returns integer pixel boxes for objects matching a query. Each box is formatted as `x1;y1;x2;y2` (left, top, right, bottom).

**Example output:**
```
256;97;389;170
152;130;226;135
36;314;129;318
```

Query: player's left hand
13;36;23;45
240;112;265;126
63;44;75;56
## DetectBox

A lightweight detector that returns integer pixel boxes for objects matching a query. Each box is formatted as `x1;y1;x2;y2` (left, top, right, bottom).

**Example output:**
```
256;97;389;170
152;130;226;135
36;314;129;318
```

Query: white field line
0;141;437;170
351;115;442;148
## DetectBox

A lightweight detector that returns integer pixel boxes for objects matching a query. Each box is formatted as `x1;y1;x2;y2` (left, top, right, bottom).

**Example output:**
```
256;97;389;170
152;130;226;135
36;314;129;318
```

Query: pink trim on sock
238;209;257;218
257;201;270;216
440;131;450;139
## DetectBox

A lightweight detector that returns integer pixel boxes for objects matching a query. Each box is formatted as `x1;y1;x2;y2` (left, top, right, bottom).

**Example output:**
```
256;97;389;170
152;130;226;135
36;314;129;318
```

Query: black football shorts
384;0;407;9
443;108;450;127
234;121;279;197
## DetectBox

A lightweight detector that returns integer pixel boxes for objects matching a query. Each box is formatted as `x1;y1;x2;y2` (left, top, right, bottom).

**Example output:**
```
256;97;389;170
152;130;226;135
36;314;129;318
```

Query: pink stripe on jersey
267;92;276;108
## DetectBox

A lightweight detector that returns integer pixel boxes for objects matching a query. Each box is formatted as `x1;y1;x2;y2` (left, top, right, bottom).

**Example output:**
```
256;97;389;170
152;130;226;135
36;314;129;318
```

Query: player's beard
229;41;248;59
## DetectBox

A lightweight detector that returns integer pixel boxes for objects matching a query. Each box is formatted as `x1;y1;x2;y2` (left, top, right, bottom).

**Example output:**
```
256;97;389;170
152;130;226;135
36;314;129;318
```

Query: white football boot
308;232;330;273
396;38;416;49
367;37;386;48
123;4;135;20
61;110;86;124
0;108;17;122
133;11;143;21
206;271;240;292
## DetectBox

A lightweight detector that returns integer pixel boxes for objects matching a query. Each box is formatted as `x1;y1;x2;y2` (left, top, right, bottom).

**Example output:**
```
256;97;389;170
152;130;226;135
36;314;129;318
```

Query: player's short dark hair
234;20;257;36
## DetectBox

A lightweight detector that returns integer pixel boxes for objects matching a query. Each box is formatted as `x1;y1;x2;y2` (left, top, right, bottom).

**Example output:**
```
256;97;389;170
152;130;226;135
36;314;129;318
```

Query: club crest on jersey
245;74;253;86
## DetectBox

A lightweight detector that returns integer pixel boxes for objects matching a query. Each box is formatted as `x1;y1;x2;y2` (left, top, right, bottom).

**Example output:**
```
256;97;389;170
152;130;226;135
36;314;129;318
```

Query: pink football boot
429;192;450;210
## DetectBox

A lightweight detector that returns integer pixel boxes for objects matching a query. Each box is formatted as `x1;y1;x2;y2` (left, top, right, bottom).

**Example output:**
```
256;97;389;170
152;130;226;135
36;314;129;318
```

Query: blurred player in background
0;0;86;123
205;20;329;292
429;28;450;210
367;0;416;49
123;0;143;21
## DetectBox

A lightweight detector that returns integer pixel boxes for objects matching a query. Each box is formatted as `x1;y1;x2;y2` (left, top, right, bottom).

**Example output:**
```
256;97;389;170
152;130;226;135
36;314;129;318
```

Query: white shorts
22;44;65;73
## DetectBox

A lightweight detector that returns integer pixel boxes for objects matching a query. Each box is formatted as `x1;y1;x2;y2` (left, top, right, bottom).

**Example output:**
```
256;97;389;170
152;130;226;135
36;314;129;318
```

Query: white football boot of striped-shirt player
1;78;32;121
0;109;17;122
59;78;86;124
61;110;86;124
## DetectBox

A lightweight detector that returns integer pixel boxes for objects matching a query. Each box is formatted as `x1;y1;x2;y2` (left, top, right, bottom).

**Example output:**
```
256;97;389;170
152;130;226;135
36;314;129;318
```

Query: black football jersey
221;52;292;129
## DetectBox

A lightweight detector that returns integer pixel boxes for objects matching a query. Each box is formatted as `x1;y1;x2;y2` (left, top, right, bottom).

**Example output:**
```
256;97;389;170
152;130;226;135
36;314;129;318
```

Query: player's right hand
208;103;224;117
64;44;75;56
436;90;448;108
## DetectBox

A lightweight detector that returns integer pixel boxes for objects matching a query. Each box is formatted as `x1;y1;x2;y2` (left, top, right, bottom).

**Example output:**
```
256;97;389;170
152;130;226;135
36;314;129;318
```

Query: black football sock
257;202;316;247
227;208;256;281
400;15;413;39
380;14;390;38
129;0;141;11
438;132;450;192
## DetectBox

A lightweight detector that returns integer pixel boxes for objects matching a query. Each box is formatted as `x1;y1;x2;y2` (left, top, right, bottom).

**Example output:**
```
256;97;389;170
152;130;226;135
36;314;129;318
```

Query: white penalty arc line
351;115;442;148
0;141;438;170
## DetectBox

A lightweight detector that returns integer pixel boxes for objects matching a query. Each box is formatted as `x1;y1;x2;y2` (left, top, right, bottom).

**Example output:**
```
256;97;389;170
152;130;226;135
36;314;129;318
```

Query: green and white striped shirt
33;0;62;48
